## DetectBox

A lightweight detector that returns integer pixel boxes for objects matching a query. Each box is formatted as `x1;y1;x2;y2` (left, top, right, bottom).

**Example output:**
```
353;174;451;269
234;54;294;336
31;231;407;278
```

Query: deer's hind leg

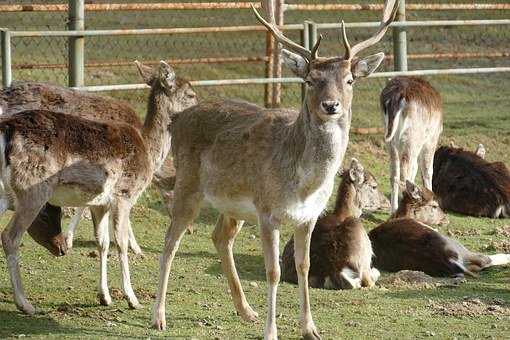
90;205;112;306
388;143;401;213
152;169;203;331
1;184;52;314
419;142;436;191
212;214;257;322
110;199;140;309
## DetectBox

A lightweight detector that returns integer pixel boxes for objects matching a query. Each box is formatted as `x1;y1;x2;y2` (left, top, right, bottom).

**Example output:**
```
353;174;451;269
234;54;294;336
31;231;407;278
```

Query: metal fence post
393;0;408;71
1;29;12;88
68;0;85;87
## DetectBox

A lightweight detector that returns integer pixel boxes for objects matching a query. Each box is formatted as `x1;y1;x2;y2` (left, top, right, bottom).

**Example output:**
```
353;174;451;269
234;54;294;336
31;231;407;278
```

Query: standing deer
281;159;380;290
0;61;190;315
433;144;510;218
0;67;198;253
369;180;510;277
380;76;443;212
151;1;398;338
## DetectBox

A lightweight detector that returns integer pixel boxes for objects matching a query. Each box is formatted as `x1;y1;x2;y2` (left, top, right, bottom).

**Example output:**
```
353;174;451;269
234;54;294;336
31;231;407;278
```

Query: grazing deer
391;180;449;226
25;203;67;257
433;144;510;218
0;69;198;252
151;1;398;338
281;159;380;290
380;76;443;212
0;61;189;315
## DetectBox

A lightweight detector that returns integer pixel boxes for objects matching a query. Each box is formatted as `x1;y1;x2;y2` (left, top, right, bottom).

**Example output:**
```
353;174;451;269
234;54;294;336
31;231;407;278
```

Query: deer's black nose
321;101;340;114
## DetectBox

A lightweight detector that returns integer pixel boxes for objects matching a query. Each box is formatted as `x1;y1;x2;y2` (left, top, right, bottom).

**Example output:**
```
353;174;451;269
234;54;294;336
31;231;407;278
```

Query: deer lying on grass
380;76;443;212
281;159;380;290
391;180;449;226
151;1;398;338
0;67;198;253
433;144;510;218
369;183;510;277
0;61;189;315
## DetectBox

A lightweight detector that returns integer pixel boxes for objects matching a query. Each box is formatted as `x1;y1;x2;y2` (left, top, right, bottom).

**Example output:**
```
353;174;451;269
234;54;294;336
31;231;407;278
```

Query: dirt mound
428;297;510;318
378;270;440;288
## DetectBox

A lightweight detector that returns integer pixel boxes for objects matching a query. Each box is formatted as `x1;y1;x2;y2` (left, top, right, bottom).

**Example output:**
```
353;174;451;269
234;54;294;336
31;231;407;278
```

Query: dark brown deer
369;218;510;277
0;61;191;315
391;180;449;226
380;76;443;212
369;179;510;277
433;144;510;218
281;159;380;290
152;1;398;338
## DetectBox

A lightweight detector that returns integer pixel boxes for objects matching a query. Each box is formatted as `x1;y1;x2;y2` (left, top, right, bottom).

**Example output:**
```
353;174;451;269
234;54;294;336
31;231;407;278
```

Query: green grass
1;2;510;339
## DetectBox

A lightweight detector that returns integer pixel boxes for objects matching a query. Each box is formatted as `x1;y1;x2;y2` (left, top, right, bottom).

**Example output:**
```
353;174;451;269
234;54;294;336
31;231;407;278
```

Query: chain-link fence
1;1;510;115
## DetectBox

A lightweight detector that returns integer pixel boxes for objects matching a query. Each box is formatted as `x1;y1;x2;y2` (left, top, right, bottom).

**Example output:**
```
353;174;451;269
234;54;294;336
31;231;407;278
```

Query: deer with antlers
151;1;398;339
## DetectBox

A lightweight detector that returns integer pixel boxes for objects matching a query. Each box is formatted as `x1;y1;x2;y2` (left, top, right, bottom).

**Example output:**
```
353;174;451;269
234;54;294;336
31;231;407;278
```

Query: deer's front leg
259;216;280;340
294;220;321;340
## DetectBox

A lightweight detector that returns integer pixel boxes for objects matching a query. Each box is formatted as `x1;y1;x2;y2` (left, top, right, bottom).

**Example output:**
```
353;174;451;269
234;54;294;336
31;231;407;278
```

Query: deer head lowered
151;1;398;339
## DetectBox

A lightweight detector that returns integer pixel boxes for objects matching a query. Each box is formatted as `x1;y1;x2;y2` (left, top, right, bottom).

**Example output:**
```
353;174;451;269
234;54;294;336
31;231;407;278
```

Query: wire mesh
1;1;509;112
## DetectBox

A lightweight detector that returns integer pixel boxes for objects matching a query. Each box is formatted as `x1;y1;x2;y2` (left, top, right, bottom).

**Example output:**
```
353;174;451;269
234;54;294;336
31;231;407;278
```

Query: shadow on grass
0;309;143;338
203;251;266;282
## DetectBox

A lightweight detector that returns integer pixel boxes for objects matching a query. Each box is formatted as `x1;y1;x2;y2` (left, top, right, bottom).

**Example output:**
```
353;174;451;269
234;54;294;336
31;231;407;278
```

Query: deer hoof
17;300;35;315
302;324;322;340
239;305;258;322
128;297;142;310
98;293;112;306
152;311;167;331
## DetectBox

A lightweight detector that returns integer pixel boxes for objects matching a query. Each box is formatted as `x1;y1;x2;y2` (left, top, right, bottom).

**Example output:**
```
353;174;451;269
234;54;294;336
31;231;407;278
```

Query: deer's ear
158;61;177;91
282;49;308;78
351;52;385;79
134;60;156;85
405;180;422;200
349;158;365;184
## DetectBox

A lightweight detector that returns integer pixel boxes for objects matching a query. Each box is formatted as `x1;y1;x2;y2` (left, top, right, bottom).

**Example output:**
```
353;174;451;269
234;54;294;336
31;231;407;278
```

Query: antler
252;0;321;61
342;0;399;60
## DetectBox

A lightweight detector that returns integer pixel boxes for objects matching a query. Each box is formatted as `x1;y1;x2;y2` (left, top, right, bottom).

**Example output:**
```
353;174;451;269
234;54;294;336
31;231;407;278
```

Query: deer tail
382;95;406;142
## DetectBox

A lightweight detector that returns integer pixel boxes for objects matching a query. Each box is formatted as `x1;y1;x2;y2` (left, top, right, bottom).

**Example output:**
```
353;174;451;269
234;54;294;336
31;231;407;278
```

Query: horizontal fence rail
6;19;510;38
73;67;510;92
2;3;510;12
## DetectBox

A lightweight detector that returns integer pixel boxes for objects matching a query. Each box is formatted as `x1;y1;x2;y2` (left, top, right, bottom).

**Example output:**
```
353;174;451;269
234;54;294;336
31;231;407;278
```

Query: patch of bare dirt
494;225;510;238
379;270;440;289
428;297;510;318
483;240;510;253
446;228;481;237
378;270;464;289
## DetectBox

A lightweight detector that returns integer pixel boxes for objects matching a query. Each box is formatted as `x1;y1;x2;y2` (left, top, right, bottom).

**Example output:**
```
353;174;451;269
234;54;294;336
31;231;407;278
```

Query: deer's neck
142;87;172;172
284;104;349;174
391;197;412;219
333;178;357;223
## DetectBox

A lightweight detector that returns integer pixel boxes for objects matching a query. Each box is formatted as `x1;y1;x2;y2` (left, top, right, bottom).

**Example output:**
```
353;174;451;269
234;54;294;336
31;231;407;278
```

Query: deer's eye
346;78;354;85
